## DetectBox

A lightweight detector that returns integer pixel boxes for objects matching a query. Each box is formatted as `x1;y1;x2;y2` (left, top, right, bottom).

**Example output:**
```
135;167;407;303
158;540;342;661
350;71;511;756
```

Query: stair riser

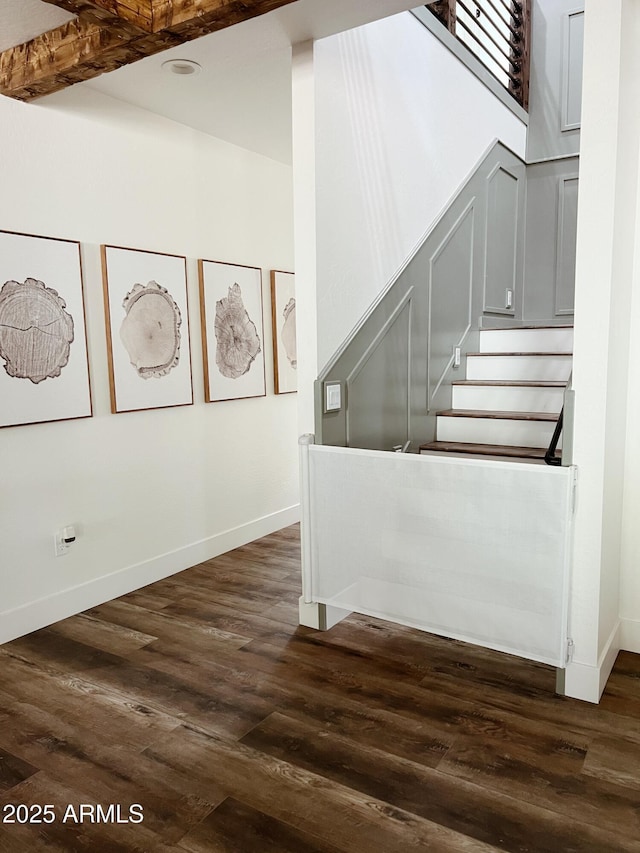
479;328;573;353
436;416;561;448
466;355;572;381
452;385;564;413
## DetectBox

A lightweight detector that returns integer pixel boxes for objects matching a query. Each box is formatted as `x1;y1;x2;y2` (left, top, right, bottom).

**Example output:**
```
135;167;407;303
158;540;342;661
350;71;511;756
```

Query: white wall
312;11;527;371
0;89;298;642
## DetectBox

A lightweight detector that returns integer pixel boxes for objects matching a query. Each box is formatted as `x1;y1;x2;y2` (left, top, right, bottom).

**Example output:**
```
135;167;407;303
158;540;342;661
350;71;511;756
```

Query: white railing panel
306;445;574;666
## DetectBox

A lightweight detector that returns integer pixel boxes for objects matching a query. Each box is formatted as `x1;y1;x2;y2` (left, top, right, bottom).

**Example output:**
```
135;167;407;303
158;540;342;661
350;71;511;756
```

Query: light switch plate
324;381;342;413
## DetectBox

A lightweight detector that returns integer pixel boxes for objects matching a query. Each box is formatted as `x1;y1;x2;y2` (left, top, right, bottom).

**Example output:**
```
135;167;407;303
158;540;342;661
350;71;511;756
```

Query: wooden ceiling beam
151;0;301;37
0;18;156;101
0;0;298;102
39;0;154;33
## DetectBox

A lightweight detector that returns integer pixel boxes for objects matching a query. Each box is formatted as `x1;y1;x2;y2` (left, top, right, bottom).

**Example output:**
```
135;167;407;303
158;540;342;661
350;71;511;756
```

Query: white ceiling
1;0;420;164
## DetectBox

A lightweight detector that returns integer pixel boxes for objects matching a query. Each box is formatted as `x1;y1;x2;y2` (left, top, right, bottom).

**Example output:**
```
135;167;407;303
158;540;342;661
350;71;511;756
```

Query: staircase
419;326;573;461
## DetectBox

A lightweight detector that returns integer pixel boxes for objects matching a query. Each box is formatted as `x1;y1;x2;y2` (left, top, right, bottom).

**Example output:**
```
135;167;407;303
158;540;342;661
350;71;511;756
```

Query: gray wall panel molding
483;164;520;315
561;10;584;133
523;156;579;321
344;288;414;448
428;201;475;409
555;174;579;316
526;0;584;162
346;301;412;450
346;287;415;386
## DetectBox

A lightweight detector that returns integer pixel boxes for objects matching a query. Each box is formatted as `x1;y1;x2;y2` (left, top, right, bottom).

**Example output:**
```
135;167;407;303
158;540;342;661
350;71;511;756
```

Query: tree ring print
119;281;181;379
281;297;297;369
0;278;74;384
214;282;261;379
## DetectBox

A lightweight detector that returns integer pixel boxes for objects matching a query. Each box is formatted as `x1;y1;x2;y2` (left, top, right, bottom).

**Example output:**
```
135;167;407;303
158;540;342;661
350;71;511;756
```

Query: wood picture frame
270;270;296;394
101;245;193;414
0;229;92;429
198;259;266;403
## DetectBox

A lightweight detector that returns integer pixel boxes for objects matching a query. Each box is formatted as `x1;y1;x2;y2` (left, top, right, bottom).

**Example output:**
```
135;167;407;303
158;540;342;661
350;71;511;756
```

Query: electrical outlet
54;526;76;557
54;534;70;557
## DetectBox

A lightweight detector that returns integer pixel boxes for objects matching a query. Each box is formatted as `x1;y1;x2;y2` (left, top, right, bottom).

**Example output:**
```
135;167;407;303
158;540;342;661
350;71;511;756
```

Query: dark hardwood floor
1;524;640;852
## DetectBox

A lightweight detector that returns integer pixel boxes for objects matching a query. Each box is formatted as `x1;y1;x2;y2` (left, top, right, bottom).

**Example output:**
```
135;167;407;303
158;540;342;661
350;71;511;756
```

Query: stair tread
468;351;572;357
481;324;574;331
452;380;567;387
419;441;550;459
437;409;559;421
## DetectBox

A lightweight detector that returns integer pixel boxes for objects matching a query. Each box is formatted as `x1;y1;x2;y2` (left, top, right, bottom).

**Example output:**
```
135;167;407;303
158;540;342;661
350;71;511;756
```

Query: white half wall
0;89;299;643
313;11;527;370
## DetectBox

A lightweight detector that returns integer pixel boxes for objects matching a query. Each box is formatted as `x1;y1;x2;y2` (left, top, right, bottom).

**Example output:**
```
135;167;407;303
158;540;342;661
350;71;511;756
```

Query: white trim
0;505;300;646
299;433;315;604
620;617;640;653
527;154;580;166
561;620;620;703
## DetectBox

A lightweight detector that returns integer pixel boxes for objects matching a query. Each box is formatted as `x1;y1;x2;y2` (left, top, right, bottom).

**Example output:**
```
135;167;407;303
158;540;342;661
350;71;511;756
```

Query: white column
567;0;640;701
292;41;319;437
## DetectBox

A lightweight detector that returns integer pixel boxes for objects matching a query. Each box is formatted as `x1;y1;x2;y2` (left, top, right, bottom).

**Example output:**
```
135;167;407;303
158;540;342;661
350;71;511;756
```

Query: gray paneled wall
484;165;520;315
527;0;584;162
524;0;581;322
524;158;579;322
428;202;474;409
346;296;412;451
317;142;526;451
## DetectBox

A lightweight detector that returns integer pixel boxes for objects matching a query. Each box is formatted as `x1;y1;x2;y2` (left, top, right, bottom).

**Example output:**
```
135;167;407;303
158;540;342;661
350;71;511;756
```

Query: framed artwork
0;229;92;429
270;270;296;394
198;259;266;402
101;245;193;414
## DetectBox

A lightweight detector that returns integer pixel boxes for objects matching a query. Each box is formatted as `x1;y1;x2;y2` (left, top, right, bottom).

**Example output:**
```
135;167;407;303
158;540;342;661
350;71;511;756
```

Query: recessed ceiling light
161;59;202;76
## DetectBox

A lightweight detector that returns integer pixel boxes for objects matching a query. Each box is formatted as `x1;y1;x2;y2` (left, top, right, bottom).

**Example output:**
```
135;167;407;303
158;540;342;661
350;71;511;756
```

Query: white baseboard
0;505;300;646
561;620;621;703
620;617;640;653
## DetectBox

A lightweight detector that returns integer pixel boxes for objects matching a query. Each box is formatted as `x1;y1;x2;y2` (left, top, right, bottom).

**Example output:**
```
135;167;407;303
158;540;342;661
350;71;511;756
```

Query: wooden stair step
482;324;574;331
419;441;550;460
437;409;559;422
467;351;572;357
452;380;567;387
